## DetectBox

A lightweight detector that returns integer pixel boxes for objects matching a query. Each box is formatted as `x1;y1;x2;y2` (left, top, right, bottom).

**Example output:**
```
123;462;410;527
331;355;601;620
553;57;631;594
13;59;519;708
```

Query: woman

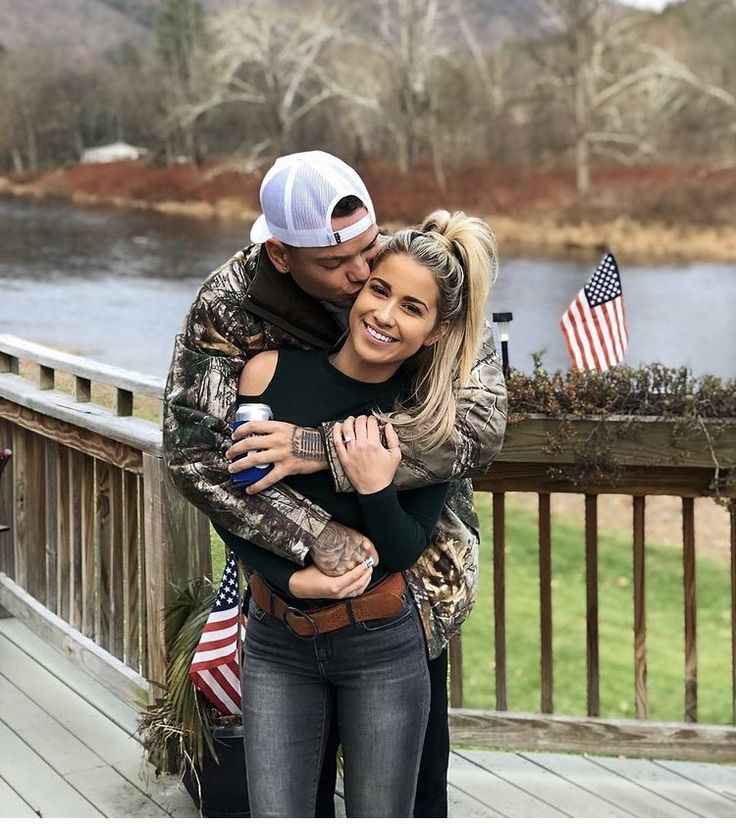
224;210;497;817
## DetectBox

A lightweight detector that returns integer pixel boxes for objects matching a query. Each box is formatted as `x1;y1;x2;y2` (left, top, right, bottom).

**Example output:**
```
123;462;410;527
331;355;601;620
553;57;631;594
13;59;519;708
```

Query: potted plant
138;577;250;818
496;362;736;496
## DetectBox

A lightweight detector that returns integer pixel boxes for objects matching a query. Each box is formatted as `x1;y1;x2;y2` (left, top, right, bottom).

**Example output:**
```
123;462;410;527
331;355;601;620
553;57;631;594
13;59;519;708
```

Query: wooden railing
0;335;210;707
2;334;736;760
449;416;736;761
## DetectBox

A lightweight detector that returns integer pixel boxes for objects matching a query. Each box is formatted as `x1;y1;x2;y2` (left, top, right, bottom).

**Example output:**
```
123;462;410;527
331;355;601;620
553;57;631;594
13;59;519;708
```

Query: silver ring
363;557;374;569
342;435;354;444
347;590;357;598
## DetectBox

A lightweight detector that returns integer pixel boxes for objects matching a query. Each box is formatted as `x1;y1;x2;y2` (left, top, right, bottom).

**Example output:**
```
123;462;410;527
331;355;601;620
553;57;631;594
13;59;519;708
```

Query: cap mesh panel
262;167;290;230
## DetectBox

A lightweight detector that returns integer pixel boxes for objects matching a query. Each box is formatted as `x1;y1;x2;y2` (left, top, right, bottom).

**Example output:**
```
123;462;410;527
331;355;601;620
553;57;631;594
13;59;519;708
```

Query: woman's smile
362;320;398;345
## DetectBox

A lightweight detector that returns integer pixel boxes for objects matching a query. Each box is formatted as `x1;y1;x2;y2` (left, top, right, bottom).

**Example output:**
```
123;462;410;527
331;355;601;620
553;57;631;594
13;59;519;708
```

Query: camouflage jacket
163;244;507;658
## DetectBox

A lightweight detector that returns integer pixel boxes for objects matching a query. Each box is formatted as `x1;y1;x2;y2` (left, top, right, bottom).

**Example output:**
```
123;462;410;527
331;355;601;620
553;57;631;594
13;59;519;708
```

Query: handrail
0;334;164;399
0;372;161;458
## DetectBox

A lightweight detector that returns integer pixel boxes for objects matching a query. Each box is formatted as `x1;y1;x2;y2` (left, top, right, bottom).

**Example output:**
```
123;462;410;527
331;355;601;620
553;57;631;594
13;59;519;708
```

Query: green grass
209;497;733;724
462;494;734;724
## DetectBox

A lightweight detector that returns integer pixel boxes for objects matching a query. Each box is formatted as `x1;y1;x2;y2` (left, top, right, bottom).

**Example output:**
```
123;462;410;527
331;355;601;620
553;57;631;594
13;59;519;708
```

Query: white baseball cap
250;150;377;248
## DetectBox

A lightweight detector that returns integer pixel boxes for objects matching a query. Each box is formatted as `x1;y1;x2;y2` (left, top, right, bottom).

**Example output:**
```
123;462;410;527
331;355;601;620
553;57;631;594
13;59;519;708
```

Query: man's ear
264;239;290;273
423;320;450;348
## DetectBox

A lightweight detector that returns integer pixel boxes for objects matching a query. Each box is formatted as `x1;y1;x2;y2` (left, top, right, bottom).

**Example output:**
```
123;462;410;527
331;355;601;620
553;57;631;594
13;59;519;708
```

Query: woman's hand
288;558;374;599
332;416;401;495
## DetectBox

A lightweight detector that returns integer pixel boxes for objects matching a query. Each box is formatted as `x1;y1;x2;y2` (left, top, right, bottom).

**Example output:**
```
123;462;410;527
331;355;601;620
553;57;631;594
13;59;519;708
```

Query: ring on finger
362;557;374;569
342;435;355;444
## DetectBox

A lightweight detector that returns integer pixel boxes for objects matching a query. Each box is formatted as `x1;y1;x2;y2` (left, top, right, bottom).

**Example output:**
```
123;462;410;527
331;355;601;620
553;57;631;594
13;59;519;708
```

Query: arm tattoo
311;522;366;574
290;427;326;462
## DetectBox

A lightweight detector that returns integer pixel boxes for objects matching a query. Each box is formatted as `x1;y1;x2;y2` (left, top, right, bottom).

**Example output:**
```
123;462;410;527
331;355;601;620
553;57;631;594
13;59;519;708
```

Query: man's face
281;208;381;307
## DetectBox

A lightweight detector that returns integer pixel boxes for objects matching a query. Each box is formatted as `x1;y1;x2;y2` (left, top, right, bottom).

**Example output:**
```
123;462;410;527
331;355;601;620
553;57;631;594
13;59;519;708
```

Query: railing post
539;492;553;713
682;496;698;723
632;495;648;720
142;453;211;691
585;494;600;717
493;491;507;711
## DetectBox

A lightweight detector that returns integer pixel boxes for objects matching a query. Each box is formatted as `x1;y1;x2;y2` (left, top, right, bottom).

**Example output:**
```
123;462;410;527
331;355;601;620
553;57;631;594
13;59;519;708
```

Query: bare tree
155;0;213;163
526;0;678;194
171;0;350;168
357;0;452;185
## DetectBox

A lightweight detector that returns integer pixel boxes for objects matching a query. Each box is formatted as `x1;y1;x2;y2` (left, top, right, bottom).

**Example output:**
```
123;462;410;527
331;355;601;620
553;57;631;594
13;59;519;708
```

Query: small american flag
560;251;628;371
189;550;245;716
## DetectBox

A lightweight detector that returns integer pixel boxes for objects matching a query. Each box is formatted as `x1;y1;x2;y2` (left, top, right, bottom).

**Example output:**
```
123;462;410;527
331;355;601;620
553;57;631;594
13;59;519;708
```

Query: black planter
183;725;250;818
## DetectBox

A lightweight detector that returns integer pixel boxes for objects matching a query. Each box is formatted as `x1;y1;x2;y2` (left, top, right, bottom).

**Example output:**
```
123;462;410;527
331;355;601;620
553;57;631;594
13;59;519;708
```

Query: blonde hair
376;210;498;452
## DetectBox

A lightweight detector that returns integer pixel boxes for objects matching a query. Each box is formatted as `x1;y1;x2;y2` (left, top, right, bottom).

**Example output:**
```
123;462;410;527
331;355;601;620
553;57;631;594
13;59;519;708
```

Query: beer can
230;403;273;485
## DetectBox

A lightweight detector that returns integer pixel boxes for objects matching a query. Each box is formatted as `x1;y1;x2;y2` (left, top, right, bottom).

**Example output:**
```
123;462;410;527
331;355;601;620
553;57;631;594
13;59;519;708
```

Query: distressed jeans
241;592;431;818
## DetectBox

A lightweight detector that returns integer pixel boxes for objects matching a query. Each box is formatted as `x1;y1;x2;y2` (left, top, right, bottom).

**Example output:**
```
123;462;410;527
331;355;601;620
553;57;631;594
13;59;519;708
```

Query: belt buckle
283;605;319;638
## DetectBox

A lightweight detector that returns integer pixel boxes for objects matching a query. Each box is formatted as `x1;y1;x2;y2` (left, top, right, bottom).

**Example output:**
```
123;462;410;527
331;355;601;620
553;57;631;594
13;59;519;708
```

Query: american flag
560;251;628;371
189;550;245;716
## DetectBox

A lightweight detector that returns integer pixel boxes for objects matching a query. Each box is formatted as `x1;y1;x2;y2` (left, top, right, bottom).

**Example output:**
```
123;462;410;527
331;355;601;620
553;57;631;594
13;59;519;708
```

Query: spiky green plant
138;577;219;775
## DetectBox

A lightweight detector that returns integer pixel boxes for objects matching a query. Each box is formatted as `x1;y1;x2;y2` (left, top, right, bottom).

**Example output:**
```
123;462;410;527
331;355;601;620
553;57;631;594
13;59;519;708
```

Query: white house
80;142;148;164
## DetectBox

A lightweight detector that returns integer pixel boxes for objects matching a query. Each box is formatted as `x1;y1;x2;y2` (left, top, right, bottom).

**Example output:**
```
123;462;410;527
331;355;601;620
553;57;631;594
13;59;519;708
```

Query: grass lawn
462;493;734;724
209;493;733;725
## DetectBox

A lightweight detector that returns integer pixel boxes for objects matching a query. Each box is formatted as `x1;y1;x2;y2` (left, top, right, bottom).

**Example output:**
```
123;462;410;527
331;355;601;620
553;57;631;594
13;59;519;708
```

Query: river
1;197;734;379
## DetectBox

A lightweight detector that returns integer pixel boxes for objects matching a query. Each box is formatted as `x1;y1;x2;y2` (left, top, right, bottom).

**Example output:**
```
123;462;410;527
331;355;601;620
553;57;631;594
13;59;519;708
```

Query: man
163;150;507;817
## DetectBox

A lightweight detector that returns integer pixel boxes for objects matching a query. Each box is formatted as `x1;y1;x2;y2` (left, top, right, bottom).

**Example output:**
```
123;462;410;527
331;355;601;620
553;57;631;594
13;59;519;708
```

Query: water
1;197;734;378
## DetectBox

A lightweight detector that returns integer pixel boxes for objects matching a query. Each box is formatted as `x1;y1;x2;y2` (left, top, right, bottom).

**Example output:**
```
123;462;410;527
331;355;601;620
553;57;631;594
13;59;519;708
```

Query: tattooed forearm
311;521;371;575
290;426;326;462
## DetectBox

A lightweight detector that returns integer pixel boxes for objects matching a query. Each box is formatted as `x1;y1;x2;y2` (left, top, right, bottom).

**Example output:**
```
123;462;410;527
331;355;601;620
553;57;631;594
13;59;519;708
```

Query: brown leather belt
249;571;407;638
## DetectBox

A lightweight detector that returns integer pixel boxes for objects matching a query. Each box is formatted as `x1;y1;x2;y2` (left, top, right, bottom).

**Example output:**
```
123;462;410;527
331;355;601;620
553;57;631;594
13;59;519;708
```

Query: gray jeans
241;592;431;818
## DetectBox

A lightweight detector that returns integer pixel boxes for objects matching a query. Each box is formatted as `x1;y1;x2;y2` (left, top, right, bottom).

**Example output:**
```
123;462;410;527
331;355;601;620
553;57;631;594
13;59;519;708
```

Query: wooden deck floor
2;615;736;818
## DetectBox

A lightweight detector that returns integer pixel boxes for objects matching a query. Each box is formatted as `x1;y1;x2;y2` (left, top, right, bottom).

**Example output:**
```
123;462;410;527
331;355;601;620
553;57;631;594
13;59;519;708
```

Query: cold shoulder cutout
238;350;279;396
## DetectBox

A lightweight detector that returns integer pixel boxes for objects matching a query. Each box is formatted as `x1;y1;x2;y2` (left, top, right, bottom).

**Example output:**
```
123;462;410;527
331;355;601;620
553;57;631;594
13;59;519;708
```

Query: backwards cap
250;150;376;248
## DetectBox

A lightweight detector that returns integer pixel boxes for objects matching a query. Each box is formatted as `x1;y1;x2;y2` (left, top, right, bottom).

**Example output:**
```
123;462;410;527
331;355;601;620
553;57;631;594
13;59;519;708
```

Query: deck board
449;752;564;817
3;616;736;818
524;751;698;817
0;718;102;817
0;619;195;817
0;775;39;818
460;750;630;817
589;754;736;817
653;758;736;802
0;617;138;735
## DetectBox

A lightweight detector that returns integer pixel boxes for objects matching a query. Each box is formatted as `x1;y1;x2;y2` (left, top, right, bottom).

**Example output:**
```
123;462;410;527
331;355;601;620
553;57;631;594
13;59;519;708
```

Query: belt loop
344;599;356;625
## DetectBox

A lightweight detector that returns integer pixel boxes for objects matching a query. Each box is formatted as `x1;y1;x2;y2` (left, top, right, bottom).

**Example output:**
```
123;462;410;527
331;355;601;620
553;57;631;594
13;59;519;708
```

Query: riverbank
3;159;736;263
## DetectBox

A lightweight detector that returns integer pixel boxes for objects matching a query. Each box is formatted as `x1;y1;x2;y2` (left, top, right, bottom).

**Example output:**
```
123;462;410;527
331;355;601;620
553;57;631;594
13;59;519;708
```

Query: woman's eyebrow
372;277;428;310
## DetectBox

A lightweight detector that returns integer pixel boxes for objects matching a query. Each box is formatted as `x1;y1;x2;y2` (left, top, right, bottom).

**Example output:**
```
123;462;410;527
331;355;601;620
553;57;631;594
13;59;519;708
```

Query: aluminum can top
234;403;273;423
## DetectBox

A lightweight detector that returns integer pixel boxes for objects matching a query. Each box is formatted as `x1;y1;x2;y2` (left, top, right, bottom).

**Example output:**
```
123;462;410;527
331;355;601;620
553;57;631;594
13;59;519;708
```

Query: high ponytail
373;210;497;452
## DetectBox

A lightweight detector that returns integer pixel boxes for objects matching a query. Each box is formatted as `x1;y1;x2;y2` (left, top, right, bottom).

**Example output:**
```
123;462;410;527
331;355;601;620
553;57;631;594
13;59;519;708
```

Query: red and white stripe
560;290;628;371
189;606;246;716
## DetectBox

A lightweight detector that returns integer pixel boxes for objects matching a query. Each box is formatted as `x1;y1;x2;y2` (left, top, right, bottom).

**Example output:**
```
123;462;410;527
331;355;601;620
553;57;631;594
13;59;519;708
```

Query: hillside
0;0;564;57
0;0;149;54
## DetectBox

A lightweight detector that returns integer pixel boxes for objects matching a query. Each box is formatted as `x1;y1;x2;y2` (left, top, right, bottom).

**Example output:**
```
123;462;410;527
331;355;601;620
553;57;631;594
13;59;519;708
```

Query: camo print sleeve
162;248;331;564
322;321;507;492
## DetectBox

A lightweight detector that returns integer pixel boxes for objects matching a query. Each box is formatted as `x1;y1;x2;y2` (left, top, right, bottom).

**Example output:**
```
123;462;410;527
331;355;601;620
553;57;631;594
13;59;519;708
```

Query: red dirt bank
3;160;736;263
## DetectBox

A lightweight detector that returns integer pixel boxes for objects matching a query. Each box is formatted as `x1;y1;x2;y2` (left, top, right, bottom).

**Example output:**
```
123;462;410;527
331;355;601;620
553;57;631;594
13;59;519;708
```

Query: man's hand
288;560;373;599
226;420;328;494
310;521;379;576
